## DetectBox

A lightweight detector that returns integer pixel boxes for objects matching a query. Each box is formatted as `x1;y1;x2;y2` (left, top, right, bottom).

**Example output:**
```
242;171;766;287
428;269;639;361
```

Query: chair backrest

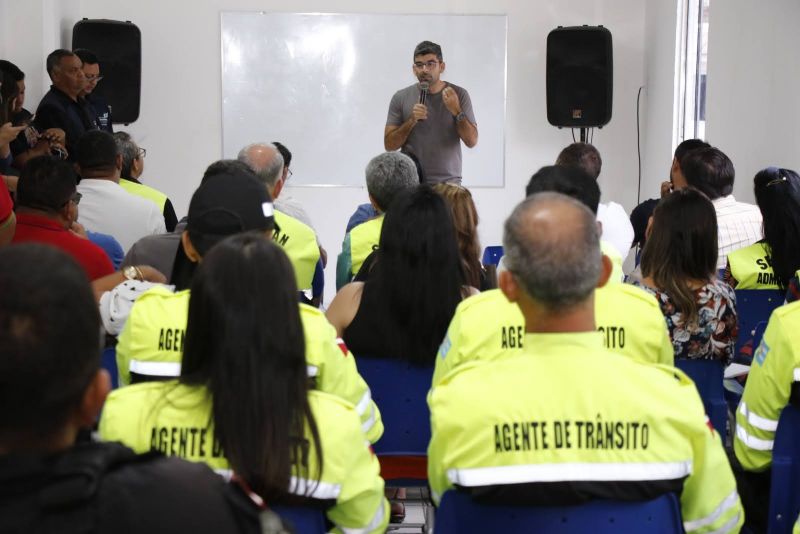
768;404;800;534
674;359;727;437
356;357;434;456
101;347;119;390
481;246;504;267
435;491;683;534
271;504;327;533
735;289;784;357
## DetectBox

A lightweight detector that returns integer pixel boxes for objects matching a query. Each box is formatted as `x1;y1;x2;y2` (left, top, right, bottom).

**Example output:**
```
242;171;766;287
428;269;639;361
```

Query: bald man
238;143;321;297
428;193;743;533
432;166;674;387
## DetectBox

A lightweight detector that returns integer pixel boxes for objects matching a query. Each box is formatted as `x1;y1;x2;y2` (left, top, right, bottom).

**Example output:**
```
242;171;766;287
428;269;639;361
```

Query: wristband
455;112;467;123
123;265;144;281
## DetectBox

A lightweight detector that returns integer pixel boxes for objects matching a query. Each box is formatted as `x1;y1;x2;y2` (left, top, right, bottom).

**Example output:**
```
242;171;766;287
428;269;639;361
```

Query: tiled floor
387;487;434;533
389;502;431;533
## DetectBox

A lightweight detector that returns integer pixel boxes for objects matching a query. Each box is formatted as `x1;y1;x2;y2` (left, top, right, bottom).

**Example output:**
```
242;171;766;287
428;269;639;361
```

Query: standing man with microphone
384;41;478;184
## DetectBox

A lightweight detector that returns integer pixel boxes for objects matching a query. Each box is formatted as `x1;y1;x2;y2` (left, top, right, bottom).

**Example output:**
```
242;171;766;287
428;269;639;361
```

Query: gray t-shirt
386;82;476;184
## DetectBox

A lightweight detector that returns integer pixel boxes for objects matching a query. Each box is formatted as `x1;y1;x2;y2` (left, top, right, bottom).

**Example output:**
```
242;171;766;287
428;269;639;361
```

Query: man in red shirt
0;176;15;245
12;156;113;280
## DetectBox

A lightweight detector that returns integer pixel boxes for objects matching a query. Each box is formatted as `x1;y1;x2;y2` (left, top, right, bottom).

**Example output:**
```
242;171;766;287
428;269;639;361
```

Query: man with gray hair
239;141;321;247
431;166;676;387
336;151;418;289
237;142;284;188
270;141;319;236
502;192;605;310
237;142;320;295
113;132;177;231
427;193;743;532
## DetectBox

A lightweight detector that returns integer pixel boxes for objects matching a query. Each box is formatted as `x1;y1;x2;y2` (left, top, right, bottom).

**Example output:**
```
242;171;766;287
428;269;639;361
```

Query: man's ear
597;254;613;289
439;61;446;74
76;369;111;428
670;157;680;177
499;269;521;303
132;155;143;177
368;194;382;212
60;202;74;225
115;154;123;171
272;177;285;200
181;231;202;263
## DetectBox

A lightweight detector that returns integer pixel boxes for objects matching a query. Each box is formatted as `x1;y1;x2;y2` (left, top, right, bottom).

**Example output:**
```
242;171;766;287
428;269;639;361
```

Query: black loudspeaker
72;19;141;124
546;25;613;128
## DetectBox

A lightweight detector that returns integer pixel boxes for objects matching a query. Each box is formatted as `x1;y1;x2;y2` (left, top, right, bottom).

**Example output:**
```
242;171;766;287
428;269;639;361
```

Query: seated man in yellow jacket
734;300;800;531
336;152;418;289
109;169;382;443
238;143;320;297
434;166;672;385
113;131;178;232
428;193;743;533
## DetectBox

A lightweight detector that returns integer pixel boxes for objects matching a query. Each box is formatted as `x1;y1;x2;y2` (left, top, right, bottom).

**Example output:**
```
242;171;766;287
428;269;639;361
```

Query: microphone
419;82;429;106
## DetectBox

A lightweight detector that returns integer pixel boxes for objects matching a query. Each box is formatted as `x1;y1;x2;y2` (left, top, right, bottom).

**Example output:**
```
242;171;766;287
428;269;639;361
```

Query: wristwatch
455;111;467;123
123;265;143;281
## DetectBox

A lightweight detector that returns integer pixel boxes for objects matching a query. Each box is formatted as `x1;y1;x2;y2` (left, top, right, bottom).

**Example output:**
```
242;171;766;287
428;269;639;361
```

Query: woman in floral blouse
631;188;737;364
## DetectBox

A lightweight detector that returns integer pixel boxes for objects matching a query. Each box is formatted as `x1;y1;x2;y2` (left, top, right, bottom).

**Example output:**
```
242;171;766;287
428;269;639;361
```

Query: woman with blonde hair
433;182;492;290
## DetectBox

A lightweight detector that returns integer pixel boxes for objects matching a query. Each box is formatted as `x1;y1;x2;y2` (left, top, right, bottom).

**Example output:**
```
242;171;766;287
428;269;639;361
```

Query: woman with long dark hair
632;188;737;363
100;234;389;532
726;167;800;290
327;186;469;366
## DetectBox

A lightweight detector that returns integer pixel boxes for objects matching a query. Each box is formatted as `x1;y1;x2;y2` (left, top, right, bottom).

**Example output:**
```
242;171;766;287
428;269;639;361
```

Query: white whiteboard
220;12;507;187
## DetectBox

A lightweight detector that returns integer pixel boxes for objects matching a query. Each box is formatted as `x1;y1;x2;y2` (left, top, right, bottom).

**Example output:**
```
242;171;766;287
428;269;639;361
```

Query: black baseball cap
186;172;275;256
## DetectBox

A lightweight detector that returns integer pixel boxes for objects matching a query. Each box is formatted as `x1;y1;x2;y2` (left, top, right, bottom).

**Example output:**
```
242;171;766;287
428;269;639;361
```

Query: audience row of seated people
3;51;800;533
0;51;178;269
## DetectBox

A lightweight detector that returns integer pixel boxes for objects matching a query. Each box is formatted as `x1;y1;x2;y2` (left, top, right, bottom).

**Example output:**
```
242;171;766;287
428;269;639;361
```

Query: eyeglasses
137;147;147;159
85;75;104;83
287;168;293;179
413;60;440;70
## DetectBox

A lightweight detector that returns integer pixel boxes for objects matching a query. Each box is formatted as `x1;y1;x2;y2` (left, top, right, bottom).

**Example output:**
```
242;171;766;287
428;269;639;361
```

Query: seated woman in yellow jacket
100;234;388;534
725;167;800;290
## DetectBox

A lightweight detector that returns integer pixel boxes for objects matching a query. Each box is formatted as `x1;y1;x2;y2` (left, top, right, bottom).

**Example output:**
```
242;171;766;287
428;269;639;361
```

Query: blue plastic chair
299;258;325;307
272;504;327;533
101;346;119;390
356;357;434;485
675;359;727;437
434;491;683;534
768;404;800;534
735;289;784;357
481;246;504;267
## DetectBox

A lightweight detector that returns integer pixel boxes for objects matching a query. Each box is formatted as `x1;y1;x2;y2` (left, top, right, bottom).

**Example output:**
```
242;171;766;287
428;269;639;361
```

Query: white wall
5;0;648;302
705;0;800;203
640;0;679;203
1;0;80;109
